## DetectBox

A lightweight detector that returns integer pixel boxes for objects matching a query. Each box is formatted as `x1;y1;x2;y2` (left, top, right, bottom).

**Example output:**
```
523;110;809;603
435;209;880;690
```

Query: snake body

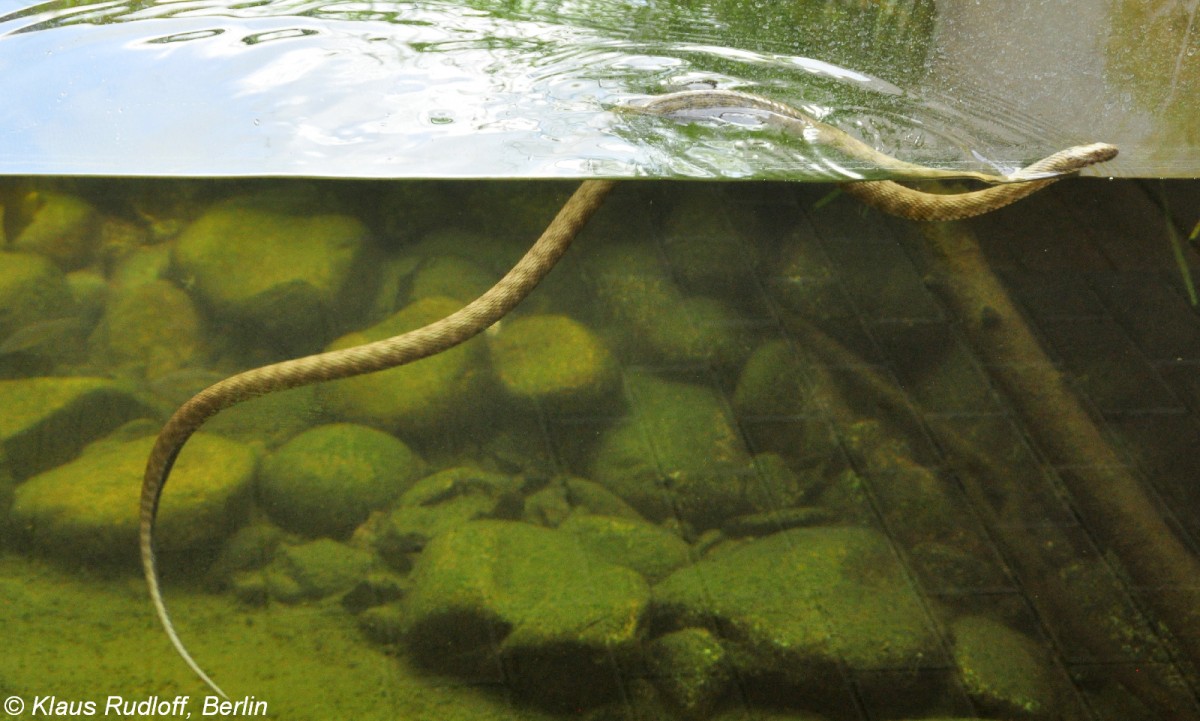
141;89;1117;696
139;180;616;698
628;89;1118;220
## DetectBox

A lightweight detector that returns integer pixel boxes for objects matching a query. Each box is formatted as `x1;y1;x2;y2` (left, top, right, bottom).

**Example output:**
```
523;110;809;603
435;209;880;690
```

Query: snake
625;89;1118;221
139;89;1117;697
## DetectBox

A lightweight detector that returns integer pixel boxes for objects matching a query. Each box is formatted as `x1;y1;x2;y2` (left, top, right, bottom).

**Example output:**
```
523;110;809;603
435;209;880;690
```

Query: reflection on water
1;175;1199;720
0;0;1132;178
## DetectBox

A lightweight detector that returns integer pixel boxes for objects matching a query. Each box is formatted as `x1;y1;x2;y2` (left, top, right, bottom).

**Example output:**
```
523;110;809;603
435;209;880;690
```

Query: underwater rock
591;373;753;528
951;615;1055;720
652;527;941;685
171;195;371;350
733;340;813;418
372;465;524;568
488;314;619;413
720;507;836;538
258;423;425;538
732;341;846;463
558;513;691;583
660;188;758;295
94;279;206;380
404;519;648;710
10;432;255;560
108;243;172;292
259;538;377;603
649;296;754;370
65;269;108;320
318;296;490;437
408;254;498;305
341;570;409;615
356;602;407;645
0;376;151;480
645;627;731;718
206;520;287;590
765;229;852;325
743;452;816;514
523;475;644;528
10;191;100;270
201;383;326;449
842;424;974;550
0;251;78;341
590;243;751;370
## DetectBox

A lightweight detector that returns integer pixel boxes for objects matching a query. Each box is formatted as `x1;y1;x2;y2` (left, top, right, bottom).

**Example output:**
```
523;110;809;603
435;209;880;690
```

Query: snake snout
1082;143;1119;165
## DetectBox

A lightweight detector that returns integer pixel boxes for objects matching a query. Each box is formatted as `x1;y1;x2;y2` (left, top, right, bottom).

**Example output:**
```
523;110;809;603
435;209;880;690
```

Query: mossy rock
409;255;498;305
10;433;256;560
0;376;151;480
488;314;619;413
589;244;750;369
318;296;490;437
262;538;378;603
648;295;753;369
661;188;758;294
10;191;100;270
733;340;813;418
523;475;643;528
0;251;78;341
646;628;731;717
172;195;371;348
373;466;524;565
558;513;691;583
951;615;1055;719
95;279;206;380
591;373;753;528
404;519;648;709
202;383;326;449
653;527;941;682
258;423;425;538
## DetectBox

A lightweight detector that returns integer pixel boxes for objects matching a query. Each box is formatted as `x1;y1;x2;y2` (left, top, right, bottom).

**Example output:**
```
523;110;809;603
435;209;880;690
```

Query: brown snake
139;90;1117;696
627;89;1119;220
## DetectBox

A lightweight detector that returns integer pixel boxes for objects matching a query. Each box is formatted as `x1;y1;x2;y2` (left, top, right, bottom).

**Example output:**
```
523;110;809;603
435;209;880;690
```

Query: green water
1;175;1199;720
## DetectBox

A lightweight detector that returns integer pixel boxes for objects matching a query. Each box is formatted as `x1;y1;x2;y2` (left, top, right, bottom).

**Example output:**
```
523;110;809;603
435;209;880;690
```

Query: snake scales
139;90;1116;696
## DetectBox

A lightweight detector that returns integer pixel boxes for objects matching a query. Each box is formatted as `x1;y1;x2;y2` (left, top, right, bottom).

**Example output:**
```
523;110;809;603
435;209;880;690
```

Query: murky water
2;174;1199;721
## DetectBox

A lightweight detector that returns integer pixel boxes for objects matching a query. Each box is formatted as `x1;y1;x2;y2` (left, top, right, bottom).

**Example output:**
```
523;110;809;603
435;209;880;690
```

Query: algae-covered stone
951;615;1054;719
10;191;100;270
558;513;691;583
590;243;751;369
172;194;370;347
650;296;753;370
524;475;643;528
661;188;758;294
203;384;325;448
646;627;731;717
0;251;78;341
653;527;941;681
262;538;377;603
488;314;618;413
373;466;523;566
409;255;498;305
404;519;648;707
319;296;489;436
258;423;425;538
591;373;753;528
733;340;813;418
95;279;206;379
10;433;255;559
0;377;151;480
